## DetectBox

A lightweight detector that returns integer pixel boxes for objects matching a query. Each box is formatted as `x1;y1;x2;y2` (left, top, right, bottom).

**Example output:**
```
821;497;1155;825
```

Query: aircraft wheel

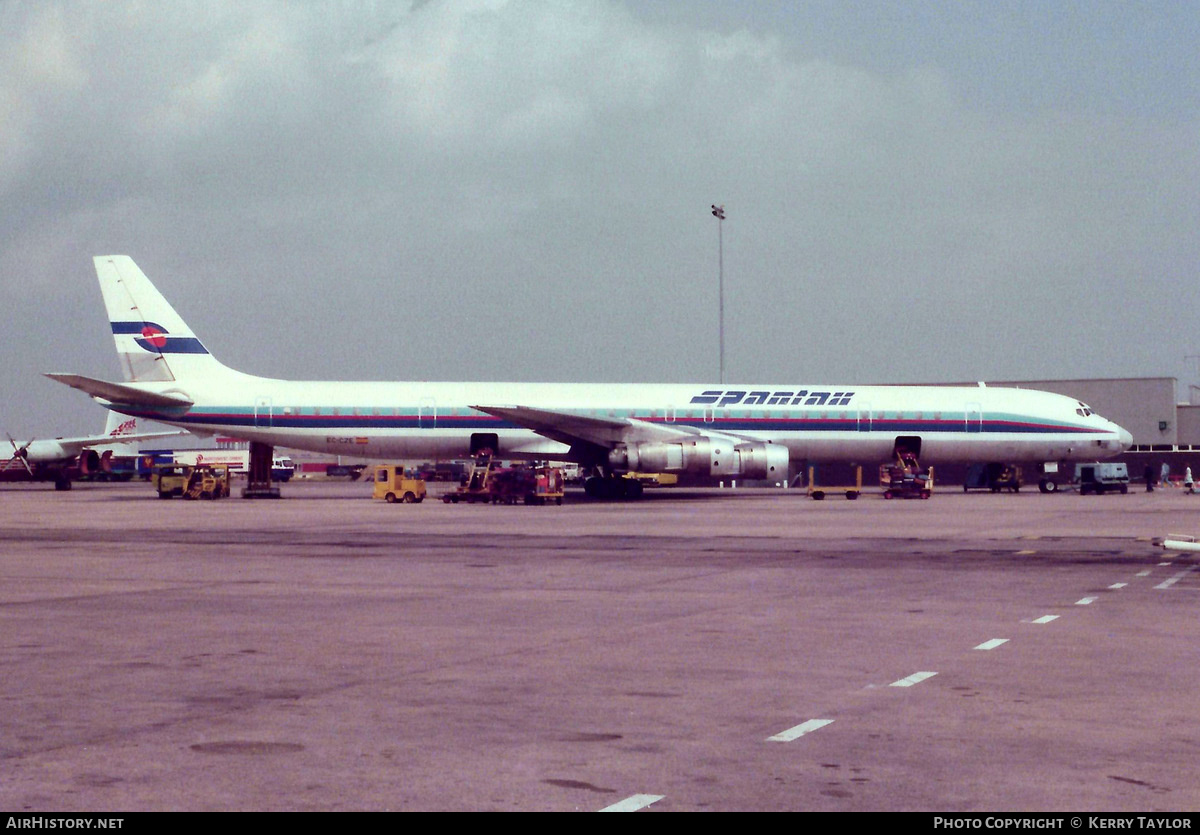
624;479;644;500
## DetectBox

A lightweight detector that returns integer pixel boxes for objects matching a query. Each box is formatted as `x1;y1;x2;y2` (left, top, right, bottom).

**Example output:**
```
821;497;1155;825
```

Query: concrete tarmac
1;480;1198;812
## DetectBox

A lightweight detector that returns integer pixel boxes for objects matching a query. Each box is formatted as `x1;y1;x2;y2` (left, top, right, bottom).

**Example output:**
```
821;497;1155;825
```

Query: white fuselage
114;372;1131;467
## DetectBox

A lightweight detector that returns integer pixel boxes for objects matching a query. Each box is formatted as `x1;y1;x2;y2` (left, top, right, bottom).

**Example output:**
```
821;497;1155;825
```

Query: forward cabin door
858;403;873;432
965;403;982;434
419;397;437;429
254;397;273;428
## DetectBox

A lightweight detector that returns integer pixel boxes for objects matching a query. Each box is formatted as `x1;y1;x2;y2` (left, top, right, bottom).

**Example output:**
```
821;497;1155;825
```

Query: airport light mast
711;204;726;384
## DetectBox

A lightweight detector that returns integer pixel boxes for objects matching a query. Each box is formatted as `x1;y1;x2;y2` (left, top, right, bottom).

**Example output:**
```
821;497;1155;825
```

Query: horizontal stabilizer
44;373;194;410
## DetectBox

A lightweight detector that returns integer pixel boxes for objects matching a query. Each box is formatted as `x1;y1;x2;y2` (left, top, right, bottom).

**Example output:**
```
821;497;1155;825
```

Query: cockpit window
1076;401;1093;417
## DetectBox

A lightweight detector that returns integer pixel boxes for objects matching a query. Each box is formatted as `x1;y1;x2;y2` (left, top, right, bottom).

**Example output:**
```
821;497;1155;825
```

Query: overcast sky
2;0;1198;436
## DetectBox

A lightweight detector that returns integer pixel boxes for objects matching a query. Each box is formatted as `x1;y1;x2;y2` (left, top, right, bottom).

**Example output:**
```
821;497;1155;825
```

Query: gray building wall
1176;405;1200;446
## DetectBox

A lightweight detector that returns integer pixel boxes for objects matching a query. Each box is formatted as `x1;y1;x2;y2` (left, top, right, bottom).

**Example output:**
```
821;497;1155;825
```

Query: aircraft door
470;433;499;456
858;403;873;432
254;397;273;428
965;403;982;433
419;397;437;429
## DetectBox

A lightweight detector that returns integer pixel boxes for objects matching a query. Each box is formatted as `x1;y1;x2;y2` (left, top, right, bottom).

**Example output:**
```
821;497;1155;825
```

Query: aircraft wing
41;429;184;450
18;429;188;464
44;373;194;411
471;404;716;450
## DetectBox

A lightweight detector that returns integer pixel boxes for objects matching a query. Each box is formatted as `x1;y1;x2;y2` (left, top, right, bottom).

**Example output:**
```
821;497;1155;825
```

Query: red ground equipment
879;448;933;500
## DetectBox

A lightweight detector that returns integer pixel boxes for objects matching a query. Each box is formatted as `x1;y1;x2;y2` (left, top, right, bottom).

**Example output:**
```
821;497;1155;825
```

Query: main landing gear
241;440;281;499
584;475;644;500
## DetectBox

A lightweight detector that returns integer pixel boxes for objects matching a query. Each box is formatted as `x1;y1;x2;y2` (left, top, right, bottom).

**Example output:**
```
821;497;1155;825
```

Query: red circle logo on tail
140;325;168;349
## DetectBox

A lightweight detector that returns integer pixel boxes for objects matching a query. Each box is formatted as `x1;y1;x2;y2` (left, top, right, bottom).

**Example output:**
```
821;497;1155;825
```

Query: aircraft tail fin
94;256;234;384
104;410;138;438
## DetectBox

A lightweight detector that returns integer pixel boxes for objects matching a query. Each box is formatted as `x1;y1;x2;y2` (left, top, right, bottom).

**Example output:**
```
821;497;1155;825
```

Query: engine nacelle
79;450;101;476
610;437;712;474
730;441;790;480
609;438;789;480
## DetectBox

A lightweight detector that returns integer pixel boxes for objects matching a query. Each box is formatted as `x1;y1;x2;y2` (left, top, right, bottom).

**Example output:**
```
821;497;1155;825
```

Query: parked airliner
3;409;183;490
48;256;1131;496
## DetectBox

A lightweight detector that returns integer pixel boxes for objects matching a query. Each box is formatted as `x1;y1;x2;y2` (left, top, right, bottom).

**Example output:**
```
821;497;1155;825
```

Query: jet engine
76;449;112;477
608;437;788;480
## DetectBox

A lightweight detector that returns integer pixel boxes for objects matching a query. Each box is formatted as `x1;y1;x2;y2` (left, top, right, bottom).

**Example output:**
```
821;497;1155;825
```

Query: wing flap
470;404;701;449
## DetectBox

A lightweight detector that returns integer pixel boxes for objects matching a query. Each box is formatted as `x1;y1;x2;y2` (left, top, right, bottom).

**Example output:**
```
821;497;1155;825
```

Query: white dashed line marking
1031;615;1059;624
599;794;665;812
974;638;1009;650
767;718;834;742
1155;567;1196;590
1108;583;1127;589
890;671;937;687
1137;570;1152;577
1075;597;1096;605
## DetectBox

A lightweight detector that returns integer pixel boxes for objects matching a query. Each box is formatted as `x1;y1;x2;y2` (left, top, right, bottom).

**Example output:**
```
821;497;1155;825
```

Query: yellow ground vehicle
879;450;933;500
443;452;499;503
372;466;427;503
155;464;231;499
623;472;678;488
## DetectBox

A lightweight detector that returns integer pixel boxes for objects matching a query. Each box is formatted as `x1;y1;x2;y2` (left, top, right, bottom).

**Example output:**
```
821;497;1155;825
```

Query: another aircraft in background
48;256;1132;497
3;410;184;490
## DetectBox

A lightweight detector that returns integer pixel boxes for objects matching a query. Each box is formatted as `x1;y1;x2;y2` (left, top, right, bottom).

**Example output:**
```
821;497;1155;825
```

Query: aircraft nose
1117;426;1133;451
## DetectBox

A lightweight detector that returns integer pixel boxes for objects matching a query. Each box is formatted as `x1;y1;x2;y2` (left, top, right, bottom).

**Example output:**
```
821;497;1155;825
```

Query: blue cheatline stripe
111;321;166;334
115;406;1109;437
133;336;209;354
